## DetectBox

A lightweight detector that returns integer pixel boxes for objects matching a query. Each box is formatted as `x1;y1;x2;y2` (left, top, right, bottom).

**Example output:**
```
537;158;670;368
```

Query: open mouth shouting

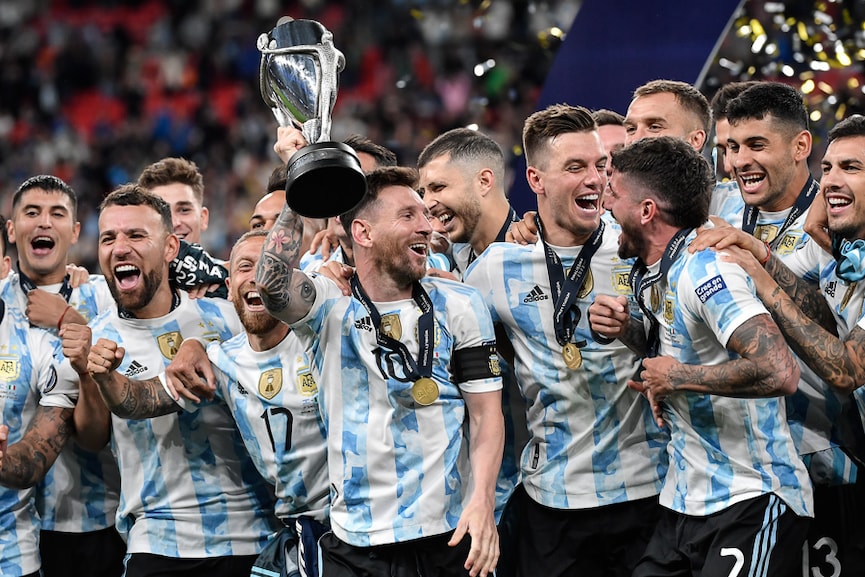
409;242;429;258
30;235;56;256
114;263;142;290
575;192;600;212
243;290;266;312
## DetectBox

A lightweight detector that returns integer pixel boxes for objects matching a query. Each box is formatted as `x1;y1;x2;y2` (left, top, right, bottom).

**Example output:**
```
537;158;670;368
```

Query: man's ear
351;218;374;248
793;130;812;162
526;166;544;196
477;167;495;197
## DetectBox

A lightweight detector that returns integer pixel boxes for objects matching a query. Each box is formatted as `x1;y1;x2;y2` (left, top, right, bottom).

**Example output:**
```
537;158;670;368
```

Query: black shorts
39;526;126;577
122;553;259;577
804;478;865;575
633;493;810;577
517;493;661;577
320;530;472;577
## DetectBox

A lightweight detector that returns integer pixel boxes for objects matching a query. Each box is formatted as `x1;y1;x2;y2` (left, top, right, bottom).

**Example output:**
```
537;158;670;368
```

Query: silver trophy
258;17;366;218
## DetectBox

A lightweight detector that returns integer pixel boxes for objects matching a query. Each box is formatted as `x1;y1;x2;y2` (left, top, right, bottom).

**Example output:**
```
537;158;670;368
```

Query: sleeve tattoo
1;406;74;489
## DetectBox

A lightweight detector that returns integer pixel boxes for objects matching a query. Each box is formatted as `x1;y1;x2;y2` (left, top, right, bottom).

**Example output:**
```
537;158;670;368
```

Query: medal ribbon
536;214;604;347
0;298;5;326
629;228;693;358
741;176;819;249
18;266;74;302
350;275;435;381
468;206;519;266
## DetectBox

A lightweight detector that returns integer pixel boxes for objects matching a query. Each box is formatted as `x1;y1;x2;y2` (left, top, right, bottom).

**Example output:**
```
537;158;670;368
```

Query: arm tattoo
765;255;836;332
1;406;74;489
668;315;797;397
257;253;293;314
764;285;864;393
102;375;180;419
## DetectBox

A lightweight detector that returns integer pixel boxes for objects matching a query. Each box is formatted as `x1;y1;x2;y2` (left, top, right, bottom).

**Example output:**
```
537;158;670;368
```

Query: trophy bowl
259;18;366;218
285;142;367;218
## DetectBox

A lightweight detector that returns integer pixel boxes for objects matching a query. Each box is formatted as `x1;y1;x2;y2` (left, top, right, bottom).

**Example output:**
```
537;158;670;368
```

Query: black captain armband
452;344;501;382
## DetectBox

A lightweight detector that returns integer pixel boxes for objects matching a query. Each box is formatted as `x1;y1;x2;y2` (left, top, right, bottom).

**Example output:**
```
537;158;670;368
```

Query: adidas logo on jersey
124;360;148;377
236;383;249;396
354;316;374;331
523;285;548;303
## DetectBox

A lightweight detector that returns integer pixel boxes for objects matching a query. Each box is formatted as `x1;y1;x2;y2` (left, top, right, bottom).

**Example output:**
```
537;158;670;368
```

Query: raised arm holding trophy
258;17;366;218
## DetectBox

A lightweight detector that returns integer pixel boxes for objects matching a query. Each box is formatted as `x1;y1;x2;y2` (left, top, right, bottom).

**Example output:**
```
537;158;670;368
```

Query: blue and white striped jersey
708;179;746;224
649;238;813;517
204;332;330;523
88;291;278;557
294;274;502;547
465;233;668;510
1;272;121;533
711;201;853;481
0;303;77;576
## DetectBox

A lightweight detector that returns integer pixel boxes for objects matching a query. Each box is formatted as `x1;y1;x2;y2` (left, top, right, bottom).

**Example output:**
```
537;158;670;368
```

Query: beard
233;296;281;335
375;236;427;286
107;267;164;313
616;220;645;260
450;196;482;244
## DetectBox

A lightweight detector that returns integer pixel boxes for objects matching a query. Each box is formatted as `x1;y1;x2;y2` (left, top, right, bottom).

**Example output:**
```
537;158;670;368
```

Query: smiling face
362;185;432;286
418;153;482;245
98;204;178;315
228;234;281;335
604;170;648;260
7;188;80;283
727;115;807;212
527;130;605;246
150;182;209;243
821;135;865;241
624;92;705;149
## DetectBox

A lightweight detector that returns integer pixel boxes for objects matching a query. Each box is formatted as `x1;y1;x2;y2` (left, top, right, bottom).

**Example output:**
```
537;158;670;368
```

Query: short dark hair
12;175;78;220
340;166;419;237
633;79;711;134
593;109;625;127
522;104;597;168
99;183;174;234
138;157;205;203
417;127;504;177
827;114;865;143
343;134;398;168
726;82;809;136
611;136;712;229
710;81;761;121
267;164;287;193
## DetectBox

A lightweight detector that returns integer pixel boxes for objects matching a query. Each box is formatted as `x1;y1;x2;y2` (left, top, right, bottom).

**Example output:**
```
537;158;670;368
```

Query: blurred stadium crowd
0;0;577;267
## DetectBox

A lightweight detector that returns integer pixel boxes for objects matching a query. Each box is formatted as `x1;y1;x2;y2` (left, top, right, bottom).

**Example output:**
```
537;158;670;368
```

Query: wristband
758;242;771;266
57;305;73;330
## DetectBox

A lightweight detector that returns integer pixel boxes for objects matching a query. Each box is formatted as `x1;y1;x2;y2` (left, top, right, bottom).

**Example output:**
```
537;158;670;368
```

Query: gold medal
562;343;582;370
412;377;439;406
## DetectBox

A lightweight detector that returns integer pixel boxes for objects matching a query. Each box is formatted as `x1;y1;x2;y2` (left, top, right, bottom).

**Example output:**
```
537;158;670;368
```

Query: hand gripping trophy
258;17;366;218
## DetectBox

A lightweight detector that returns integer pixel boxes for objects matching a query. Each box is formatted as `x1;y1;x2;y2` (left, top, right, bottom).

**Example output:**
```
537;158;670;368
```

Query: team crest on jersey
612;266;633;296
577;270;594;299
0;356;20;382
754;224;778;244
380;313;402;340
296;356;318;397
259;368;283;400
157;332;183;360
663;294;675;324
775;233;801;256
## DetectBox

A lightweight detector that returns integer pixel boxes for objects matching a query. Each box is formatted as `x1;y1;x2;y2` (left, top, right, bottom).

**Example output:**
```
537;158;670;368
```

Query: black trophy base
286;141;367;218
